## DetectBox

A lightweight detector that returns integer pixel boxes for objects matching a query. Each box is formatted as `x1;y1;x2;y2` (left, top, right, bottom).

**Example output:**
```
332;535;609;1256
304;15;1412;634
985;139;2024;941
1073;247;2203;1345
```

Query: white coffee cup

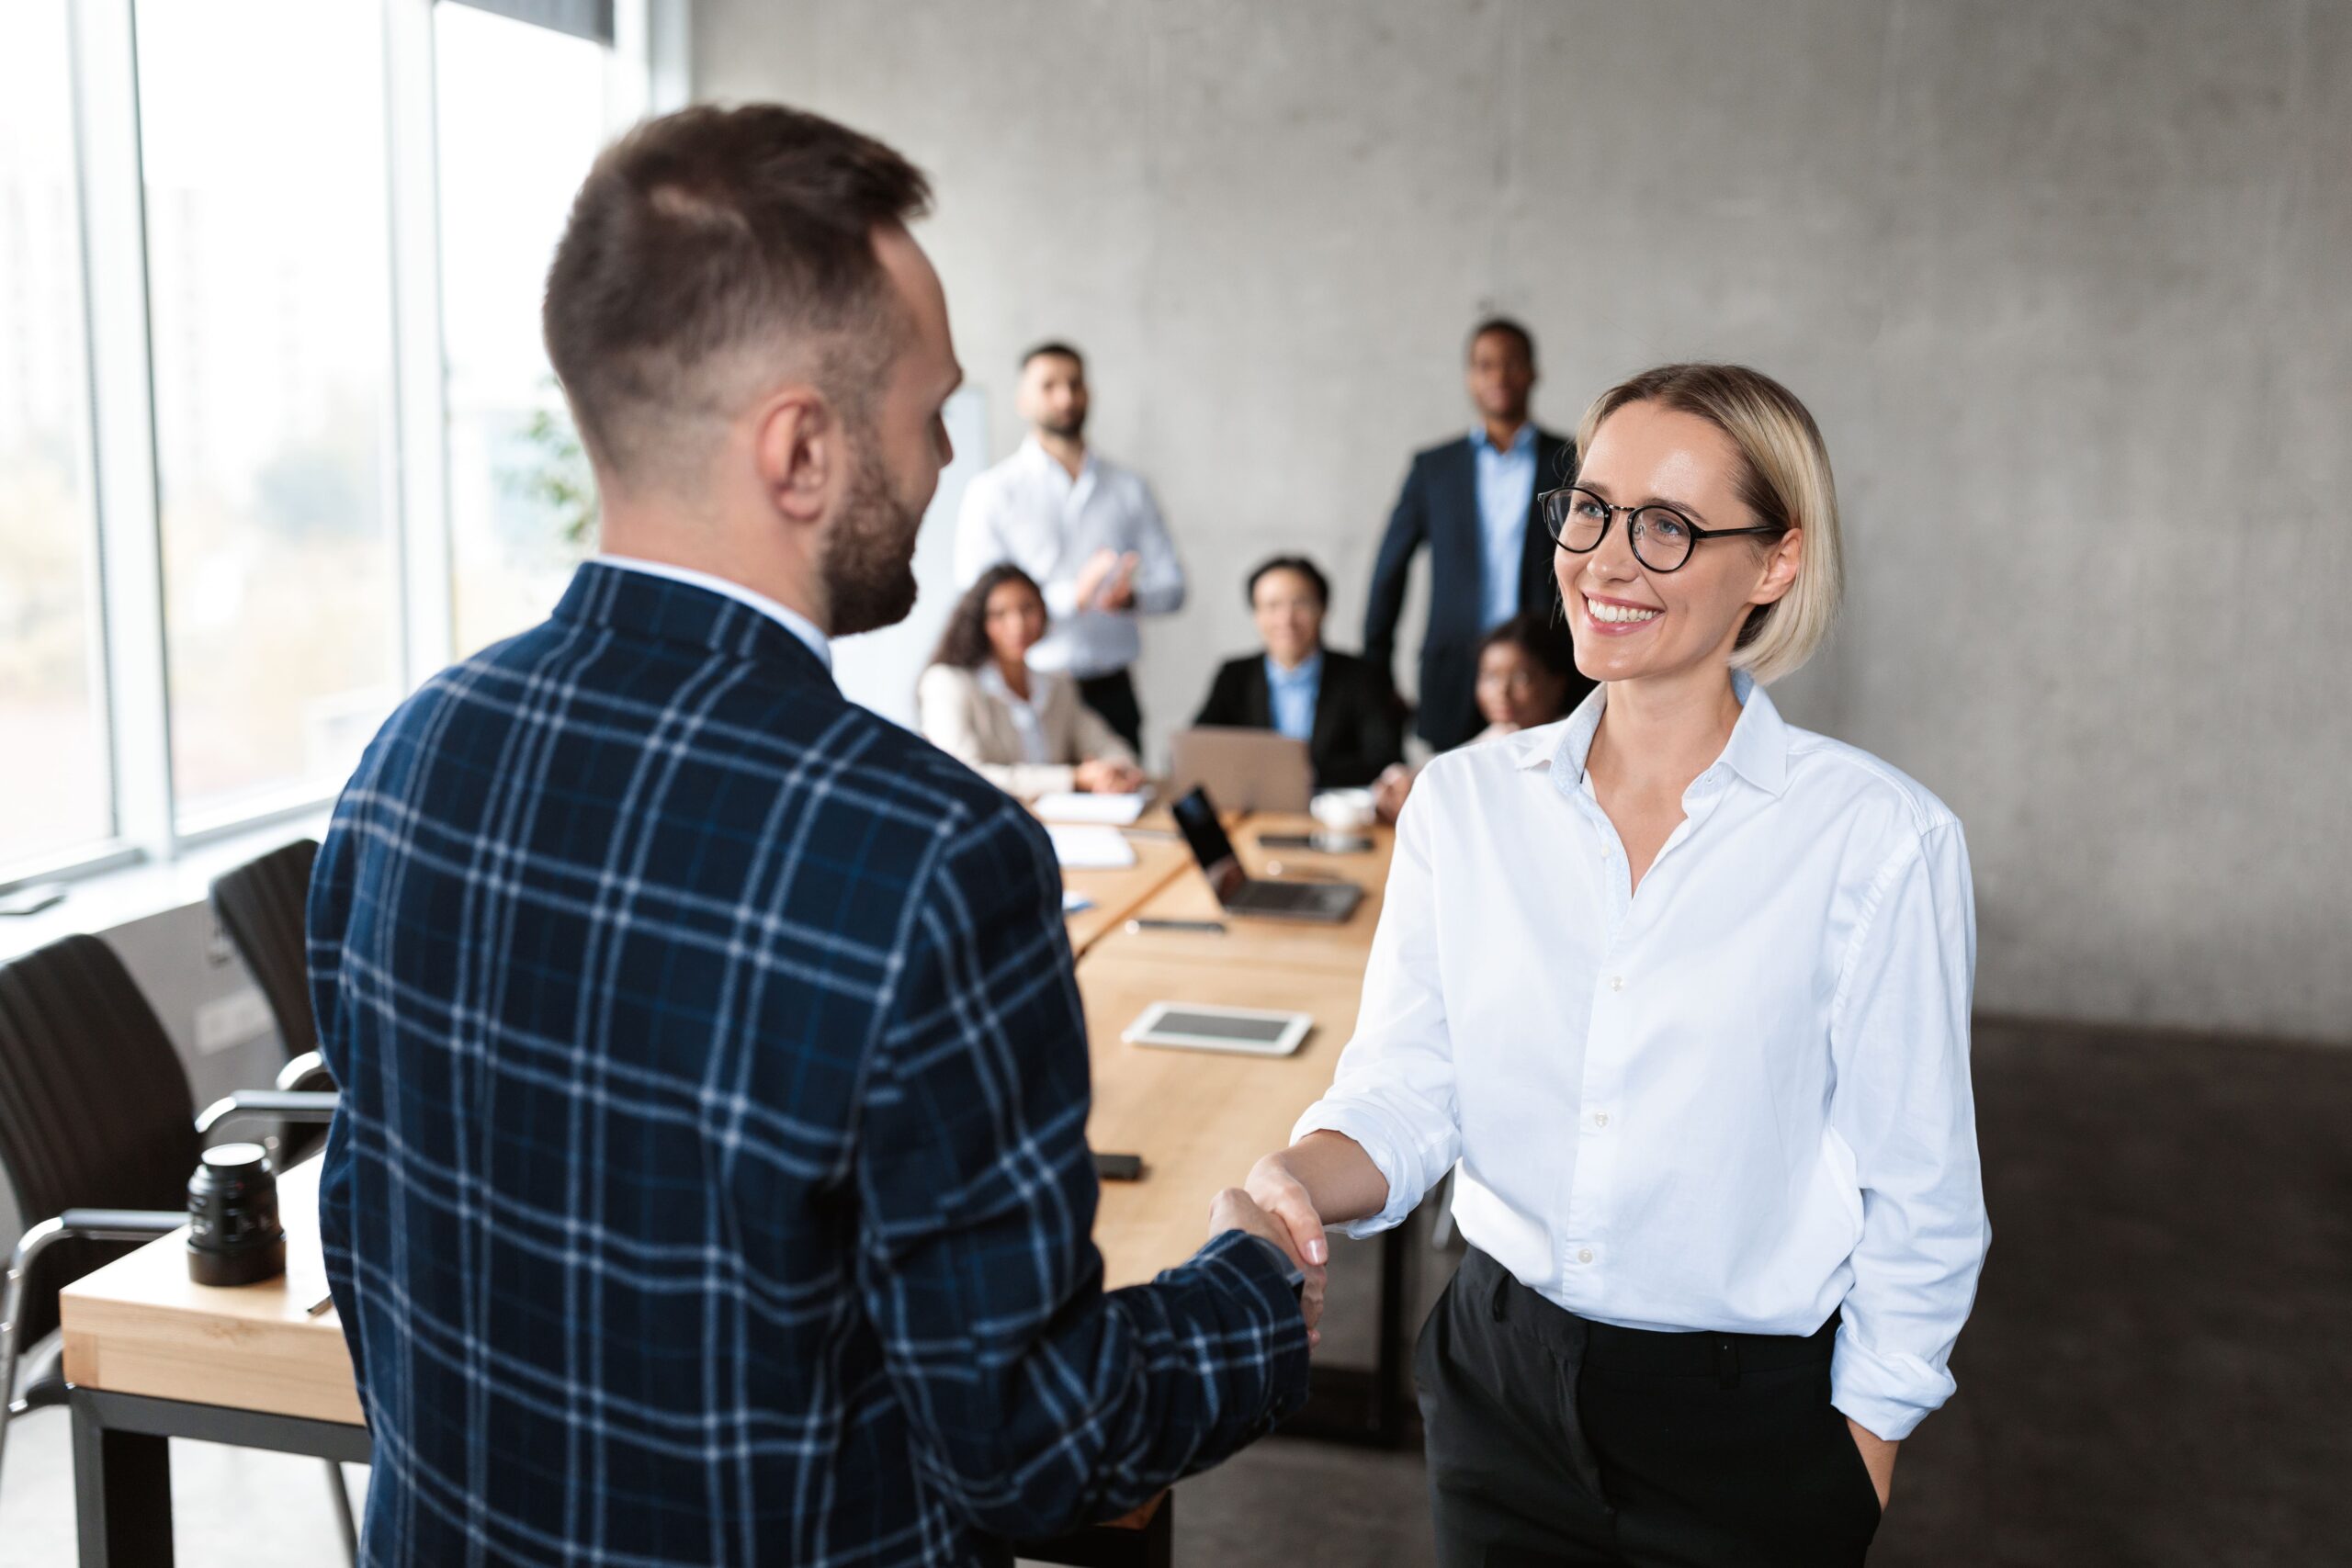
1310;788;1377;831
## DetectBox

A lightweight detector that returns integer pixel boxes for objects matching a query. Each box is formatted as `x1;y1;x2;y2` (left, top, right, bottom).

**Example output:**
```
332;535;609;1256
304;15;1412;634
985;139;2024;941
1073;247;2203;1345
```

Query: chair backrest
210;837;321;1063
0;933;198;1348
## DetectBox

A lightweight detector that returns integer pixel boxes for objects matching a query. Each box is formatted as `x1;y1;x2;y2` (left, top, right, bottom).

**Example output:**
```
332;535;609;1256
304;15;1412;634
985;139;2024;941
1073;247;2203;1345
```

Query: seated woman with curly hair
917;563;1146;799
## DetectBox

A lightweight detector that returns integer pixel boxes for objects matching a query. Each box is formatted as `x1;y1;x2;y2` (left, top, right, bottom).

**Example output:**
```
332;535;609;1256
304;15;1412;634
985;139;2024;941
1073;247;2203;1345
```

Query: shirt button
1609;975;1624;992
1591;1112;1609;1128
1577;1247;1595;1265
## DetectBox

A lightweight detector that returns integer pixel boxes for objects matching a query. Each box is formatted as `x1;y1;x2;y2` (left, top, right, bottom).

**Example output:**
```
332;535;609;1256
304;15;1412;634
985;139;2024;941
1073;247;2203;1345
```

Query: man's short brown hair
542;103;932;487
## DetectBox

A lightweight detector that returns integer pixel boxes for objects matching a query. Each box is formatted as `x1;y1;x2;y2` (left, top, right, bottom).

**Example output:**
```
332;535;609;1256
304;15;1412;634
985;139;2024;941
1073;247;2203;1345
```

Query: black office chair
210;837;335;1164
0;933;351;1557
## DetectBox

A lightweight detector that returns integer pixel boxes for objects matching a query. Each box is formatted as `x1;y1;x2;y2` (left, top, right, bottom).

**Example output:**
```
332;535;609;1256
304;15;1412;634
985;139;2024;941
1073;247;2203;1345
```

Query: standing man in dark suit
1193;555;1404;789
1363;318;1577;750
308;104;1315;1568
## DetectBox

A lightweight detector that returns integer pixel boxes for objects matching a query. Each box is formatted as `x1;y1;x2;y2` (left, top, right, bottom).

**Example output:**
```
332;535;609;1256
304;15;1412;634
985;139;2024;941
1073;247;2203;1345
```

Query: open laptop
1166;727;1315;814
1169;785;1364;923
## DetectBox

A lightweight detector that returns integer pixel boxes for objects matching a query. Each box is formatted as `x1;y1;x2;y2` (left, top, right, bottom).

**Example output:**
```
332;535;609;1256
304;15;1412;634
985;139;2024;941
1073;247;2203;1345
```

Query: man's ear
753;388;834;525
1753;527;1804;607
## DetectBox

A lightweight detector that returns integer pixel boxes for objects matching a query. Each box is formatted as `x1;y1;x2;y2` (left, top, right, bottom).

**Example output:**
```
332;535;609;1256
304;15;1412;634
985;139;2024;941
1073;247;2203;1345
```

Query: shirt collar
1019;433;1094;483
1264;649;1324;687
1524;671;1790;797
593;555;832;671
974;661;1042;708
1470;422;1537;458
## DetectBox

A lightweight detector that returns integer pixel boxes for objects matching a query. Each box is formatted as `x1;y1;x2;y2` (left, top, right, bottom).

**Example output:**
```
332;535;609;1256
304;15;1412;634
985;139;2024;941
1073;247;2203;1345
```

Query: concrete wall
695;0;2352;1043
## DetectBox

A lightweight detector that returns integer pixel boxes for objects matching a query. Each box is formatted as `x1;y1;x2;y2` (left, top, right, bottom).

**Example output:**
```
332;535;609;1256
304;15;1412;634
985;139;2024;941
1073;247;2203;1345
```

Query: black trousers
1075;667;1145;754
1417;1249;1882;1568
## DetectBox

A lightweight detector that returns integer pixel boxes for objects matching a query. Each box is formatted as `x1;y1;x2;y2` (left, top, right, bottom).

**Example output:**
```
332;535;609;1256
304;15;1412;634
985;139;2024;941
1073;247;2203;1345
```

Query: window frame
1;0;685;897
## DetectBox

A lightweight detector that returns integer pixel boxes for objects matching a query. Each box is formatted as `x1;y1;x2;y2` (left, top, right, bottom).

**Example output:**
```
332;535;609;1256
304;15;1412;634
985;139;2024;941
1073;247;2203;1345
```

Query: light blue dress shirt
1263;650;1323;743
1472;423;1539;631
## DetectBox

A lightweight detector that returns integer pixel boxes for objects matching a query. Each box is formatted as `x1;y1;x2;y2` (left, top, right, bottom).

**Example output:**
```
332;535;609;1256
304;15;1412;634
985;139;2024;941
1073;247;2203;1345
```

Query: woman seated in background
1193;555;1405;789
918;564;1146;799
1371;612;1586;820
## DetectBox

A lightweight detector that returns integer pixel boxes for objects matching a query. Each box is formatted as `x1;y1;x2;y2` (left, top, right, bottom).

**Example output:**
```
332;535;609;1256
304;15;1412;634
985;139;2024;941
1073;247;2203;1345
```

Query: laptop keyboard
1234;880;1341;914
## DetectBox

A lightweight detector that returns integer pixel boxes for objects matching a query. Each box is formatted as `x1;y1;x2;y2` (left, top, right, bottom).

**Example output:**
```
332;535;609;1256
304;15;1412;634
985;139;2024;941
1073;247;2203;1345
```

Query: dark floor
7;1021;2347;1566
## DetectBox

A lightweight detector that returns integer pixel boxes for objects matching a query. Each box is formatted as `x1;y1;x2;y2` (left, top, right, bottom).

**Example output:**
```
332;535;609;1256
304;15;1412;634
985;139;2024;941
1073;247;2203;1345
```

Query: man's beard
1041;410;1085;440
820;435;925;638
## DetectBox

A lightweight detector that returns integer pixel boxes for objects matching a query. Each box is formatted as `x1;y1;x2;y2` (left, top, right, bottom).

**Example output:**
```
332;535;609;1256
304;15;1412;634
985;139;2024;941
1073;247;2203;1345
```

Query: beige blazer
916;662;1137;800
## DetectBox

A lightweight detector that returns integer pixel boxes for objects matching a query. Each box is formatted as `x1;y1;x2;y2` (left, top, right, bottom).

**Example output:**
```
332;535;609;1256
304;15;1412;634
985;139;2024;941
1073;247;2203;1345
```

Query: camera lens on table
187;1142;287;1287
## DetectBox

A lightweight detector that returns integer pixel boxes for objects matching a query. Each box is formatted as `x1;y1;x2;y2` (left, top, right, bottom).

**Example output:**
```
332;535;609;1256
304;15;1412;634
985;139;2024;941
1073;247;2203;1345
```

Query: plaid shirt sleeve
855;801;1311;1538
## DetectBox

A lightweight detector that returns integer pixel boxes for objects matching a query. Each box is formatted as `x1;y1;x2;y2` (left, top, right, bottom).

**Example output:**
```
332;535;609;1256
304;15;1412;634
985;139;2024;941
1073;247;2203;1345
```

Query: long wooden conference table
58;812;1400;1566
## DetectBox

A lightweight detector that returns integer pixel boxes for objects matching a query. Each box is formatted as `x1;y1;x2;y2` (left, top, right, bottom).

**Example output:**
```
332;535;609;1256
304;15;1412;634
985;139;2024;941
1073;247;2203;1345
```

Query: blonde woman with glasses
1248;365;1986;1565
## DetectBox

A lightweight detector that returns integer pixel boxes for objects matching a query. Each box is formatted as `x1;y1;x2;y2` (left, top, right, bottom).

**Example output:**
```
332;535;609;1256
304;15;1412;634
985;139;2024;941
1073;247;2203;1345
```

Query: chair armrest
9;1210;187;1321
50;1210;188;1243
194;1089;340;1140
6;1211;187;1423
275;1050;336;1094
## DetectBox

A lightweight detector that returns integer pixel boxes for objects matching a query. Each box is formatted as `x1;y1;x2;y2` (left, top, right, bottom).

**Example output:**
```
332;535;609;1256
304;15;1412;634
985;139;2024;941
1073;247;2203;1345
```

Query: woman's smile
1582;592;1664;633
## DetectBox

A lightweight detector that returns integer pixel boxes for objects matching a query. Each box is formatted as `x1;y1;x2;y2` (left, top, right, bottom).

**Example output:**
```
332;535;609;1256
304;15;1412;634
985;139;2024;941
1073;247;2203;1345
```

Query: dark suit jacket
1363;428;1577;749
1193;648;1405;790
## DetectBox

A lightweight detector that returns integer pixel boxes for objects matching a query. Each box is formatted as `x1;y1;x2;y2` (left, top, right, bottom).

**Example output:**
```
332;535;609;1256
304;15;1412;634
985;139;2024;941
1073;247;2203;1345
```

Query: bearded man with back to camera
307;103;1318;1567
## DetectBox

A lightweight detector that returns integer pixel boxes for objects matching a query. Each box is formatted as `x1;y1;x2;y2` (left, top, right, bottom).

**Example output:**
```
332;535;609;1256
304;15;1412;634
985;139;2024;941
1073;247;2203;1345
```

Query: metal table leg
70;1391;174;1568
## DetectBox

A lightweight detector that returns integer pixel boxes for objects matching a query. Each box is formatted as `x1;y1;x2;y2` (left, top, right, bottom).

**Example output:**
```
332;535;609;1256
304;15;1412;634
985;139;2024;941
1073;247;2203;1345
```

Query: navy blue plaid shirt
308;563;1309;1566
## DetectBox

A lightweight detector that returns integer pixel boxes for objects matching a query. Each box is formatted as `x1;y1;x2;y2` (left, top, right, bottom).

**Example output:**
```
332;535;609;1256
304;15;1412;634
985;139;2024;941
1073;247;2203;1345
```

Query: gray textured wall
695;0;2352;1043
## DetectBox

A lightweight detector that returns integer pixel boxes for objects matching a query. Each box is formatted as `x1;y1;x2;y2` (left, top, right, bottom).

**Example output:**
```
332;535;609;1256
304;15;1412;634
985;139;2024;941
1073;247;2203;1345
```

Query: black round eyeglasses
1538;485;1782;573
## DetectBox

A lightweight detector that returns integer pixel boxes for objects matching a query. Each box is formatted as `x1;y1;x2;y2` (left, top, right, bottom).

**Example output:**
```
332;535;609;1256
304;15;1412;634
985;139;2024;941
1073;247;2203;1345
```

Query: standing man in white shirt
955;342;1186;753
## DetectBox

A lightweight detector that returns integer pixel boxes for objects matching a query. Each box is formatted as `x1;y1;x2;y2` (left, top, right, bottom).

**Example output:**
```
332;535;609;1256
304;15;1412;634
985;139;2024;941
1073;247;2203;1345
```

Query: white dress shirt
594;554;831;670
953;436;1186;679
1294;673;1986;1441
975;662;1052;764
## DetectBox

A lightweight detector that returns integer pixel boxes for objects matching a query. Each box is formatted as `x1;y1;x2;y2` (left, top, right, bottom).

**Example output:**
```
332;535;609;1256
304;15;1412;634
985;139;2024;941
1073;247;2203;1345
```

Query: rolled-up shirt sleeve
1826;819;1989;1440
1289;783;1461;1236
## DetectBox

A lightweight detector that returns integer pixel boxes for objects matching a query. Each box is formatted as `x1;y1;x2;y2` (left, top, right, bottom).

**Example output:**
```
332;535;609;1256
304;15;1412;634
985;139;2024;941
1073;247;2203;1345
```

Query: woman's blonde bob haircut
1573;363;1842;686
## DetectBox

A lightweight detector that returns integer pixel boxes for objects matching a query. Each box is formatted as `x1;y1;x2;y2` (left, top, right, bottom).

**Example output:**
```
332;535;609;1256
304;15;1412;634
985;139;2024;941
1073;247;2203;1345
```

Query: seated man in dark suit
1194;555;1403;789
307;104;1316;1568
1363;318;1577;750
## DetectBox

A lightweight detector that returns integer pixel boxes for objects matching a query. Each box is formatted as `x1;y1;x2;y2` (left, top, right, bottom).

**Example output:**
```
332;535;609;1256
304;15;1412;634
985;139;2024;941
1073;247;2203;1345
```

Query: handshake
1206;1134;1385;1348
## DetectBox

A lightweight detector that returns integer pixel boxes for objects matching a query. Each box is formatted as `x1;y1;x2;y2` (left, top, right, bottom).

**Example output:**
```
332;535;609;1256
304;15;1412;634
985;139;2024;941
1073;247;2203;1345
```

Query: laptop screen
1170;786;1243;889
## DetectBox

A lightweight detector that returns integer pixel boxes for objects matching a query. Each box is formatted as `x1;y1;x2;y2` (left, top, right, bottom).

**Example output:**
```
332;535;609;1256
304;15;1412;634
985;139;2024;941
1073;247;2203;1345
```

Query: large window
137;0;405;827
435;2;614;656
0;0;675;891
0;2;112;871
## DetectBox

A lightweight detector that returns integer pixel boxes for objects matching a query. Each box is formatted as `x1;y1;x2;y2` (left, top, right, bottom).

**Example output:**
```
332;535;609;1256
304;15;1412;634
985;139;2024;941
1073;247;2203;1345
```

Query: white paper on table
1062;889;1096;914
1046;824;1136;869
1033;791;1147;826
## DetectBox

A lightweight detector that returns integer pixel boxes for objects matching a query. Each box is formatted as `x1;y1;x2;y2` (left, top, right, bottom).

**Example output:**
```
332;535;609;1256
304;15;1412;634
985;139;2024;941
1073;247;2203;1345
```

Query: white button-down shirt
1294;673;1987;1441
974;662;1052;764
954;436;1186;679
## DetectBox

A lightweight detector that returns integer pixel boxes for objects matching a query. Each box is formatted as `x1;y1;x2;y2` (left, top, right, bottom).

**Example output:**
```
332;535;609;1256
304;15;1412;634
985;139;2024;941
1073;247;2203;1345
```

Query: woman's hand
1073;758;1145;794
1847;1417;1898;1510
1244;1154;1331;1345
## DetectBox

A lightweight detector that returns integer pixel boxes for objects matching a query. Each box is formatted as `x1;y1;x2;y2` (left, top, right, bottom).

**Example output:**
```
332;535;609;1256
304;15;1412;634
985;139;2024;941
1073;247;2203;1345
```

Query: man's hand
1847;1417;1898;1510
1072;548;1123;611
1074;758;1146;795
1371;763;1414;824
1095;552;1140;612
1208;1187;1326;1344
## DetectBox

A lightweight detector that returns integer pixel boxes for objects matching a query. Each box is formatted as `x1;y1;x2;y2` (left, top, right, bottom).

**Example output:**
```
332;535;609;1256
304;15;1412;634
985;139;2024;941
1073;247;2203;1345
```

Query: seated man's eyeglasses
1539;485;1783;573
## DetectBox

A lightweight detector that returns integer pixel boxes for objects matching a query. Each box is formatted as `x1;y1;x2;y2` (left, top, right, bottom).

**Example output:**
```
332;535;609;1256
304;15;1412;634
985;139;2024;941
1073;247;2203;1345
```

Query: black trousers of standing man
1418;1249;1883;1567
1076;667;1145;755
